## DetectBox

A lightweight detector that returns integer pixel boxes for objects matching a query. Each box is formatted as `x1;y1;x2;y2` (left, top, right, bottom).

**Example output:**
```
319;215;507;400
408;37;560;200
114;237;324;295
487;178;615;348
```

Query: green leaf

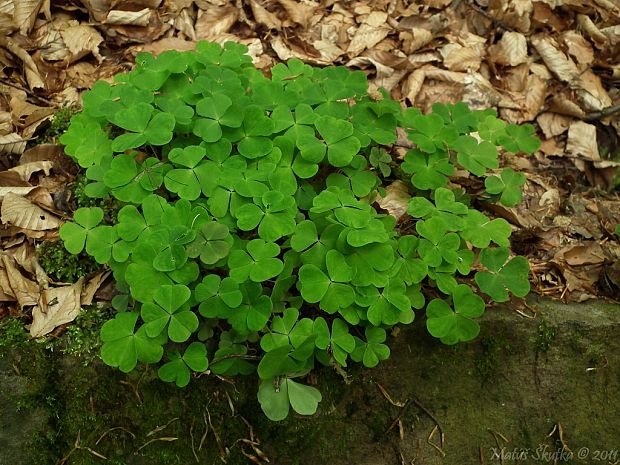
60;207;104;254
485;168;526;207
228;239;283;283
101;312;163;373
141;284;198;342
454;136;499;176
402;150;454;190
351;327;390;368
475;248;530;302
257;377;322;421
426;284;485;344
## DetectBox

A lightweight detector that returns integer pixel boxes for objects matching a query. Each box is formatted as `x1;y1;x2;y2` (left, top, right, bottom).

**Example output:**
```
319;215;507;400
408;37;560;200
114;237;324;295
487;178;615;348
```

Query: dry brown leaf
60;22;104;63
14;0;47;35
0;192;62;230
347;11;391;56
561;31;594;66
137;37;196;55
531;34;580;82
487;0;533;33
0;254;39;307
81;271;111;306
488;31;528;66
0;37;45;89
30;278;84;337
376;181;410;221
399;28;434;54
566;121;599;161
576;14;608;47
277;0;317;28
440;43;482;71
0;132;27;155
195;5;239;39
7;161;53;181
536;112;572;138
249;0;282;30
105;7;152;26
575;70;612;111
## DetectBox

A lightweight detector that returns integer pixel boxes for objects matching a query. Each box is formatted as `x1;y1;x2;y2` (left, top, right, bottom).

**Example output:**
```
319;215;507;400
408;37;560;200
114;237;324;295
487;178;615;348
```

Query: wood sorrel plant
59;41;538;420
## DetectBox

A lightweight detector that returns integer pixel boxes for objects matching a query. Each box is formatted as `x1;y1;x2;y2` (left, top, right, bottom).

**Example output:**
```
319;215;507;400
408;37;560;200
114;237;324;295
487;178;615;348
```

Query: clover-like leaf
60;207;104;254
228;239;283;283
187;221;232;265
141;284;198;342
100;312;164;373
426;284;485;344
158;342;209;387
485;168;526;207
258;377;322;421
453;135;499;176
351;327;390;368
402;149;454;190
475;247;530;302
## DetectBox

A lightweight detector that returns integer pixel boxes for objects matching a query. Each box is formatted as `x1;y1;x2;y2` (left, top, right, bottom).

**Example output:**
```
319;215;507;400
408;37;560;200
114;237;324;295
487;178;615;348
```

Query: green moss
40;107;78;144
535;319;556;353
473;335;513;382
37;240;101;283
0;318;29;355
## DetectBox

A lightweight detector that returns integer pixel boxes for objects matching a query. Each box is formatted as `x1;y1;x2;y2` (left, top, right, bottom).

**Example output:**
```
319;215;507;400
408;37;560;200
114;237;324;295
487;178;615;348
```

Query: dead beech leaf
531;34;580;83
81;271;111;306
566;121;599;161
30;278;84;337
106;8;152;26
0;37;45;90
8;161;53;182
536;112;572;139
137;37;196;55
440;43;481;71
14;0;47;35
195;5;239;39
576;14;608;47
376;181;410;221
0;255;39;307
277;0;317;28
488;31;528;66
0;132;27;155
561;31;594;66
0;192;62;230
249;0;282;30
347;12;391;56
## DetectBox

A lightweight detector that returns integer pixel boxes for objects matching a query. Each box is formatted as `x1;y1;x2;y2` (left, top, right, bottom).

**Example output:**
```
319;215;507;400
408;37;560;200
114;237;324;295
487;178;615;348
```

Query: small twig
385;399;411;436
209;353;262;366
206;405;228;461
464;0;515;32
198;410;209;451
0;77;54;106
189;420;199;463
410;396;445;448
134;437;178;453
146;417;179;437
584;103;620;121
95;426;136;445
427;425;446;457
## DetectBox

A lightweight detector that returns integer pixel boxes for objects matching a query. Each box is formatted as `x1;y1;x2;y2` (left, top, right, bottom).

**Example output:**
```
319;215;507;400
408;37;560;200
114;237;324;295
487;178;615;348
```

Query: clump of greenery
535;319;556;353
40;107;79;144
37;240;101;283
58;41;538;420
0;317;29;355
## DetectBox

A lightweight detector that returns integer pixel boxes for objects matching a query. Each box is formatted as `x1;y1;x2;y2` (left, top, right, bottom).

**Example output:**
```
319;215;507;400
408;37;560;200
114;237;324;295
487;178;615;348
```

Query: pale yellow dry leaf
376;181;410;221
488;0;533;33
195;5;239;39
172;6;196;40
0;0;15;36
488;31;528;66
14;0;45;35
561;31;594;65
576;14;608;47
399;28;433;54
65;62;98;89
566;121;599;161
536;112;572;138
0;37;45;89
0;192;62;230
30;278;84;337
81;271;111;306
1;255;39;307
575;70;612;111
0;186;36;199
8;161;53;182
249;0;282;30
501;74;547;123
277;0;317;28
312;39;345;63
0;133;27;155
531;34;579;82
77;0;110;22
60;22;104;63
440;44;481;71
137;37;196;55
548;98;586;119
347;11;391;56
106;8;152;26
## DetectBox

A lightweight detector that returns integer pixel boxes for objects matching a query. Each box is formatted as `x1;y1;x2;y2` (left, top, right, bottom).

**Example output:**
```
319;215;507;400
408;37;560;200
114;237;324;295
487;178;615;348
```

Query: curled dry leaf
0;132;27;155
30;278;84;337
8;160;53;181
347;11;391;56
0;254;39;307
376;181;410;221
106;8;152;26
81;271;111;306
0;192;62;230
488;31;528;66
249;0;282;30
536;112;572;138
0;37;45;89
566;121;599;161
440;43;482;71
277;0;317;29
576;14;608;47
195;5;239;39
14;0;48;35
